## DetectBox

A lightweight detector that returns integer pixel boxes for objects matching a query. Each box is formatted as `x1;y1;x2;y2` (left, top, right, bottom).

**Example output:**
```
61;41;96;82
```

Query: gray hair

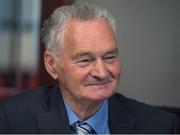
41;3;116;55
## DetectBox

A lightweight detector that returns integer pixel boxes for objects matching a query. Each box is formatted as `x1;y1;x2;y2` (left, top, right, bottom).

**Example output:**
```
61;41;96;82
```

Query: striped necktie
70;121;97;134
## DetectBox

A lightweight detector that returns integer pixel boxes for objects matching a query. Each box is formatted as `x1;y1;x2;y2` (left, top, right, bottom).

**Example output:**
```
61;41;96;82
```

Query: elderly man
0;3;179;134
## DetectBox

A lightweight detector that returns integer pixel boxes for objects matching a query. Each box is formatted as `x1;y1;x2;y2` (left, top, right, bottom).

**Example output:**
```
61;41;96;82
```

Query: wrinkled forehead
63;19;116;45
61;19;117;57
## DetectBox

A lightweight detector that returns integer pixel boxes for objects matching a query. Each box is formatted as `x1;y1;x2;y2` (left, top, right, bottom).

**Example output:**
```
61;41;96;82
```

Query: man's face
56;19;121;102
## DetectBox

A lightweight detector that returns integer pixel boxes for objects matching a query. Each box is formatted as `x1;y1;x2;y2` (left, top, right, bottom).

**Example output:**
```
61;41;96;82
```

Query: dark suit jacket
0;85;179;133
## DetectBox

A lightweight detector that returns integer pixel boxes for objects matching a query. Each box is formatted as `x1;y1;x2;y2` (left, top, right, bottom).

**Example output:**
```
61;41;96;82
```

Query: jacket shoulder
109;93;179;133
0;85;54;112
0;85;56;133
110;93;176;119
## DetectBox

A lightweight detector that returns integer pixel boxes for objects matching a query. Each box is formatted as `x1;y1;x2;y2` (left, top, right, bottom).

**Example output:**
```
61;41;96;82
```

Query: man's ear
44;51;58;80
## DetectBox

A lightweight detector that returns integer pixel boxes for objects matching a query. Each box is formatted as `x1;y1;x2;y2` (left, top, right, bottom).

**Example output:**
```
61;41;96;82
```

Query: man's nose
90;60;108;79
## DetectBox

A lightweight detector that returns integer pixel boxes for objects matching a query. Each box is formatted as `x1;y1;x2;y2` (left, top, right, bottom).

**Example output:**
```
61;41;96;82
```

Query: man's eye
105;56;116;59
76;59;92;67
79;59;91;62
104;55;117;63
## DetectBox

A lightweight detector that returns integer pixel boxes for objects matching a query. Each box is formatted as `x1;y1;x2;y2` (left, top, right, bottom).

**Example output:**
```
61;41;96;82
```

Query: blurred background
0;0;179;114
0;0;73;99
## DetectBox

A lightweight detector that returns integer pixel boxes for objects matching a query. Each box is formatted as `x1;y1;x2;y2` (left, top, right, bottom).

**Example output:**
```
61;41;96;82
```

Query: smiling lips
84;81;111;90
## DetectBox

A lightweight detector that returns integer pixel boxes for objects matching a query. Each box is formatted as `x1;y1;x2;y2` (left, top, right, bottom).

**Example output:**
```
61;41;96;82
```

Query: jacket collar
108;94;137;133
36;85;71;134
36;85;136;134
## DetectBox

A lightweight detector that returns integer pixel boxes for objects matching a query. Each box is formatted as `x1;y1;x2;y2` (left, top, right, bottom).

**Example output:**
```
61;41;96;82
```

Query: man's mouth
85;81;111;86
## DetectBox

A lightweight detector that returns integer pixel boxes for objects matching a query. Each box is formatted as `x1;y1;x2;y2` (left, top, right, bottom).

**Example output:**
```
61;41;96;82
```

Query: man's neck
69;100;103;120
61;91;103;120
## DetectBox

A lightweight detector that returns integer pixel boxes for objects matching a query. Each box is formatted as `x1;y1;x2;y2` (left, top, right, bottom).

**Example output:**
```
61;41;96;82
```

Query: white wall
76;0;180;107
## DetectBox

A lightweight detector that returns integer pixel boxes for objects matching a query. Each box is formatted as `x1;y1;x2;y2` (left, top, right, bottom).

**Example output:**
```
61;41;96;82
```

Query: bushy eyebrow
103;48;119;57
72;48;119;60
72;52;94;61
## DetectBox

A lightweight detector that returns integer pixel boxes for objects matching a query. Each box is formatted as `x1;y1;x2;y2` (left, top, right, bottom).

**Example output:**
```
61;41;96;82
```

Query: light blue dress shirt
63;98;110;134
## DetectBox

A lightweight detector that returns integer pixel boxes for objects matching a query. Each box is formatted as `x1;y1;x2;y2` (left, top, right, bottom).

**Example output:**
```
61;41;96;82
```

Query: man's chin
85;92;114;102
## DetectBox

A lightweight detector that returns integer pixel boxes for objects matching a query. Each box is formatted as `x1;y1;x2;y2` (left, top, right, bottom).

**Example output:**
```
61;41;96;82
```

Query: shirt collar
63;98;109;134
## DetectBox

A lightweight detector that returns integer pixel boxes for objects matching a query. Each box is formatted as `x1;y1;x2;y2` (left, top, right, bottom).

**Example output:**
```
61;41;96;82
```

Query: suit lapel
36;85;71;133
108;94;137;133
35;86;137;133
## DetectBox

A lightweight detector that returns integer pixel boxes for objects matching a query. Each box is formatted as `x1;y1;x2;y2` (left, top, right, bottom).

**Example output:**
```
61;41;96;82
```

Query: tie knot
70;121;97;134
